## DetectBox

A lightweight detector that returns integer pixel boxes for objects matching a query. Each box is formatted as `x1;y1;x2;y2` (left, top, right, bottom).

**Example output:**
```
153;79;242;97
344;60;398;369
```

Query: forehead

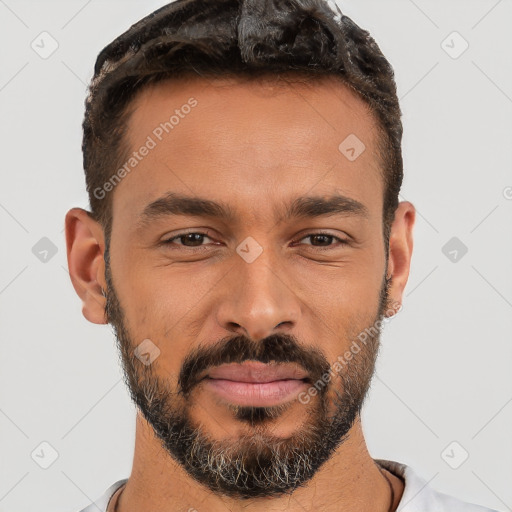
114;74;384;226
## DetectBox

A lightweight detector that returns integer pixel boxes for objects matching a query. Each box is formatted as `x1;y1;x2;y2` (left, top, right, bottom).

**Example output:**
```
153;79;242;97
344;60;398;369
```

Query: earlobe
65;208;108;325
385;201;416;309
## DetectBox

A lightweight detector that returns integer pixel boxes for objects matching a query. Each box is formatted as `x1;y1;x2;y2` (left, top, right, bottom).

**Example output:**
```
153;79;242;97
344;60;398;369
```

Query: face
69;74;413;498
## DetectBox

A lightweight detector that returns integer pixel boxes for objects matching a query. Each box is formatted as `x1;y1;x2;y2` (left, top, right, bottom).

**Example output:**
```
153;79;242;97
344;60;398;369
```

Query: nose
215;247;301;341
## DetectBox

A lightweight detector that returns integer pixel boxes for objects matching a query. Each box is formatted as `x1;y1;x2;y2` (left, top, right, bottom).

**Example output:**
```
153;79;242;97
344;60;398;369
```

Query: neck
116;413;403;512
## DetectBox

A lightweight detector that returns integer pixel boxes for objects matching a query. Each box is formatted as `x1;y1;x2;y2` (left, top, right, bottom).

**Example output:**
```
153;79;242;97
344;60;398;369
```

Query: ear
385;201;415;315
65;208;108;325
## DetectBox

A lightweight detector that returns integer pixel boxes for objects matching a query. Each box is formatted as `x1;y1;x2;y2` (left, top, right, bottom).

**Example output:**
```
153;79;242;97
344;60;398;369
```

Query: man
65;0;498;510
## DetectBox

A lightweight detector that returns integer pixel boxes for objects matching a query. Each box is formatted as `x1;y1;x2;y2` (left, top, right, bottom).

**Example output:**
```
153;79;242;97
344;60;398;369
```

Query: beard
104;251;392;499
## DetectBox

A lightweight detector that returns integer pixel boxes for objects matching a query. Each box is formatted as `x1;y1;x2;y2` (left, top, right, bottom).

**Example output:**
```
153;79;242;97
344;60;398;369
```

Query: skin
66;74;415;511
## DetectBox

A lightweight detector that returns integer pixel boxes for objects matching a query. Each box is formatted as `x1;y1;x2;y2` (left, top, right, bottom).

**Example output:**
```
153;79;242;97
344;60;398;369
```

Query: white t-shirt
79;459;499;512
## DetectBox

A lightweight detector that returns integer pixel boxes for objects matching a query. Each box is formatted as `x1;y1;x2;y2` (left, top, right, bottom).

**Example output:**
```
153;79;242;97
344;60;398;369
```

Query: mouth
200;361;311;407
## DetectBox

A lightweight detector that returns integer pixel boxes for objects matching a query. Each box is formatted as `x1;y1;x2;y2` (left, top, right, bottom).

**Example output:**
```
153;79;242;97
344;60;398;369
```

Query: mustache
178;333;331;396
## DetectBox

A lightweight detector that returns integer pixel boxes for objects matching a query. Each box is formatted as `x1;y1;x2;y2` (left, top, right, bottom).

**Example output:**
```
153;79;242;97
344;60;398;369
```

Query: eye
162;232;216;247
295;232;349;248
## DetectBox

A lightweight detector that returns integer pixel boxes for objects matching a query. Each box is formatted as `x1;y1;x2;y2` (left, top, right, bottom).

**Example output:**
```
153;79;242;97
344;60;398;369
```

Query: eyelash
161;231;349;250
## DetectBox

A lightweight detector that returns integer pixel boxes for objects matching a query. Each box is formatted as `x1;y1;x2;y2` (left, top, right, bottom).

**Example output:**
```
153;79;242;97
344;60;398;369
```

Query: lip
206;361;309;382
201;362;310;407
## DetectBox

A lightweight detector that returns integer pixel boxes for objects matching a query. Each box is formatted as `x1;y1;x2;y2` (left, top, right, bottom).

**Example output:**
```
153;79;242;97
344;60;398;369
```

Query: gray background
0;0;511;511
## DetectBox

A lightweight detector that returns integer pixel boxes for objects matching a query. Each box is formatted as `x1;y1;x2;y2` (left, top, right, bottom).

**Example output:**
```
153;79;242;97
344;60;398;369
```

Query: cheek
115;249;212;323
291;256;384;359
296;254;383;311
112;260;225;372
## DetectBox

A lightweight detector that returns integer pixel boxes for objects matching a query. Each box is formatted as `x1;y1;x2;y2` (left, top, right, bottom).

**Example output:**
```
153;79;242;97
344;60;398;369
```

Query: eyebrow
138;192;369;226
138;193;236;226
284;194;369;221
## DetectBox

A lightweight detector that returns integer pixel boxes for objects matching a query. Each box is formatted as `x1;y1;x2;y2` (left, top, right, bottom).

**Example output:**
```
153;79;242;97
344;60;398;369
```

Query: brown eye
298;233;347;248
163;232;214;247
308;234;334;246
179;233;206;246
